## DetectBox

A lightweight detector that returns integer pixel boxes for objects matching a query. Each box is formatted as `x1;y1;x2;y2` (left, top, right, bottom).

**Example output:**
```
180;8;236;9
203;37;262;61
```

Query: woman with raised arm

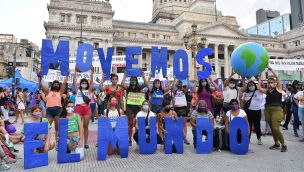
258;66;287;152
37;68;69;144
73;65;94;149
120;72;149;146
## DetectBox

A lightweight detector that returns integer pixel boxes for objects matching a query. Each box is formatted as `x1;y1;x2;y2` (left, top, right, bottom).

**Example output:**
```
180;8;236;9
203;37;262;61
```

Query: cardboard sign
126;92;145;105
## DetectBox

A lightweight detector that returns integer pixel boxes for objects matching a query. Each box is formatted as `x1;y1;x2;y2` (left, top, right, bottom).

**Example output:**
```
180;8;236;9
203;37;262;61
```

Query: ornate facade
45;0;304;80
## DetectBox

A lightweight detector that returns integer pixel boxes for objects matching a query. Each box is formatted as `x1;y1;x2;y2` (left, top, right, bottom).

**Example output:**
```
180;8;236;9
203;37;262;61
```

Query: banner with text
269;59;304;71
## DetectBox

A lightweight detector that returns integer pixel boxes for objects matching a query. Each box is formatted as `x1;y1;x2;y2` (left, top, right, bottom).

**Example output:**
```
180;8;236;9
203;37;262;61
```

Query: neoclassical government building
44;0;304;80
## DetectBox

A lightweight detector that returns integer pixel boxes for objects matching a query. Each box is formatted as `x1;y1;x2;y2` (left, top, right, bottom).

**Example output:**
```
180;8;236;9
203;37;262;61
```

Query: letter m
41;39;69;76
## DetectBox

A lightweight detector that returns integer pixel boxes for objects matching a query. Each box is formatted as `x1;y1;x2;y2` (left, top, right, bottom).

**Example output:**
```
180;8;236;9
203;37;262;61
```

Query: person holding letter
37;68;69;144
258;66;287;152
73;65;94;149
120;72;149;146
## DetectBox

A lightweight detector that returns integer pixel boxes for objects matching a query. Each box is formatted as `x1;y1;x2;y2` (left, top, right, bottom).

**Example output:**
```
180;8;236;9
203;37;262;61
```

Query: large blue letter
76;43;94;72
58;119;80;163
41;39;69;76
138;117;157;154
164;117;184;154
229;117;249;155
98;117;128;161
126;46;142;77
97;47;113;80
196;48;213;79
151;47;167;77
24;122;48;169
173;50;188;80
196;118;213;154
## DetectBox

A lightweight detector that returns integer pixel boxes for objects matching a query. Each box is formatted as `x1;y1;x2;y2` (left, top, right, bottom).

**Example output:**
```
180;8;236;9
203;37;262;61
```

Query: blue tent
0;70;39;93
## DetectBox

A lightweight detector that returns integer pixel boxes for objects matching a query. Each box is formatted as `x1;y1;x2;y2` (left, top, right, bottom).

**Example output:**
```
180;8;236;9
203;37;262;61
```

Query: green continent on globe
257;49;269;71
241;48;256;69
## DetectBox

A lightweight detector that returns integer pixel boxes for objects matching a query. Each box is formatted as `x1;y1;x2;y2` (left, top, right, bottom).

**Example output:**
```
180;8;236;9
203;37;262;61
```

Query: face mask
110;101;117;107
130;81;136;86
229;83;235;89
52;86;60;91
287;87;292;91
231;105;240;111
177;85;182;89
202;82;207;87
249;86;255;92
197;107;208;113
142;105;149;112
112;80;118;85
296;86;302;90
81;84;88;88
66;107;74;114
32;112;41;119
268;84;275;89
164;107;171;112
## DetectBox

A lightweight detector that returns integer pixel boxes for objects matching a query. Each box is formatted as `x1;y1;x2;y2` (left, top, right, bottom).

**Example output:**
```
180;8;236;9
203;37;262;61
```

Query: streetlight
184;24;207;81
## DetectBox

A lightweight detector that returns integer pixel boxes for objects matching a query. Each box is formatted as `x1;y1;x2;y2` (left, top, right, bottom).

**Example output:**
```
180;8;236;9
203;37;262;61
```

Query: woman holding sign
73;65;94;149
121;72;149;146
37;68;69;144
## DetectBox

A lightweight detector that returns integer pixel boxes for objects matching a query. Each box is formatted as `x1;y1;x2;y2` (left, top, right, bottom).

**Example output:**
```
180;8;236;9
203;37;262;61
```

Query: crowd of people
0;66;303;170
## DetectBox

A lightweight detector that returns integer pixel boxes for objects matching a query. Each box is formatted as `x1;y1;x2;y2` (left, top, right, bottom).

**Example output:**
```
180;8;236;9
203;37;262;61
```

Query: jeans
298;107;304;138
265;106;285;144
292;104;299;131
246;109;262;140
90;103;96;122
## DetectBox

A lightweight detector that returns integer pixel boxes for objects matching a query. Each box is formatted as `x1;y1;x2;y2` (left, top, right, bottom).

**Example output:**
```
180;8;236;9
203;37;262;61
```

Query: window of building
94;42;99;50
60;14;65;22
118;51;123;55
295;40;301;47
143;53;147;61
283;44;286;48
152;34;155;38
67;14;71;23
77;15;87;24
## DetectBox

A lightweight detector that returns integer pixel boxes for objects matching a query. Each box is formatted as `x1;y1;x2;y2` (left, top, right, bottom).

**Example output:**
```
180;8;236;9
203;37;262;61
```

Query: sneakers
281;144;287;152
299;138;304;142
184;139;190;145
0;162;10;171
294;131;299;137
3;156;16;164
128;140;132;146
257;139;263;145
84;145;89;149
269;143;280;150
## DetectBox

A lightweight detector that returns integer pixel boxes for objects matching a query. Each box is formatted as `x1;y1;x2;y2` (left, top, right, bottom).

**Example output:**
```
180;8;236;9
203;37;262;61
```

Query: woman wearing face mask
37;68;69;144
290;80;302;137
64;101;84;157
89;88;98;123
103;96;124;155
258;66;287;152
172;76;190;145
281;84;293;130
73;65;94;149
22;105;55;153
159;103;179;144
241;79;264;145
121;72;149;146
193;77;218;116
190;100;214;149
149;79;170;115
99;73;123;109
133;101;162;145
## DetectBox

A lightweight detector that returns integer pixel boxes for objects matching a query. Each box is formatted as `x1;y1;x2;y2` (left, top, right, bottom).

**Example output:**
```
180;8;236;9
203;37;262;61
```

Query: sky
0;0;291;47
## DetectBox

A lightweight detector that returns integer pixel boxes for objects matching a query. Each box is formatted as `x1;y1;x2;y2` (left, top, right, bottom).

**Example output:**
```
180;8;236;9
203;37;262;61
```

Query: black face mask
51;86;60;91
164;107;171;112
287;87;292;91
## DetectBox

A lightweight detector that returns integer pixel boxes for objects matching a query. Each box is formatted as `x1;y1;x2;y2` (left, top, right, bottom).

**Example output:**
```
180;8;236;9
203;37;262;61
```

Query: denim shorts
151;104;163;113
46;106;62;119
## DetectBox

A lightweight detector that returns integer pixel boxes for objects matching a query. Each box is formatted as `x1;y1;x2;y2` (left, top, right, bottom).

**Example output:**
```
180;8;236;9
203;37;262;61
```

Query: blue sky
0;0;290;47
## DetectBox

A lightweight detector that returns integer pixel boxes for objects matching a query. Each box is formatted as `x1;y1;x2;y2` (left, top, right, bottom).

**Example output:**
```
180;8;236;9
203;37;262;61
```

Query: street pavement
7;117;304;172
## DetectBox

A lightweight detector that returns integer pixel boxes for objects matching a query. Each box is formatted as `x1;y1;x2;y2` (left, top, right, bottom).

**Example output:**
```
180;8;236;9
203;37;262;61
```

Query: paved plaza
8;117;304;172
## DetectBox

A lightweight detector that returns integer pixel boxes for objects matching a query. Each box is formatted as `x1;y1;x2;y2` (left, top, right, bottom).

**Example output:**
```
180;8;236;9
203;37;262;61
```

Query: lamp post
183;24;206;81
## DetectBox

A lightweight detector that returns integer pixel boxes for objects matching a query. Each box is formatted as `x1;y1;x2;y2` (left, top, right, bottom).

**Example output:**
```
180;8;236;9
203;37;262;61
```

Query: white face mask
66;107;74;114
142;105;149;112
81;84;88;88
229;83;235;88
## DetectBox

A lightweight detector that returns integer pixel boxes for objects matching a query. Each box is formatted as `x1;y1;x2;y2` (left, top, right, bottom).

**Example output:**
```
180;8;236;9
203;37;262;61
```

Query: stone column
224;44;229;78
214;44;220;78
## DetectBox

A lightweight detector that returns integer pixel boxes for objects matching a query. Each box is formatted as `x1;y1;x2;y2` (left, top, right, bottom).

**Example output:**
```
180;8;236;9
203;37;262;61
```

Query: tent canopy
0;70;39;93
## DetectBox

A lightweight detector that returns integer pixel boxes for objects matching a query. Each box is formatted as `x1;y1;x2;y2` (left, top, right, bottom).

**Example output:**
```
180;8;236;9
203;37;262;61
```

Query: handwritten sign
126;92;145;105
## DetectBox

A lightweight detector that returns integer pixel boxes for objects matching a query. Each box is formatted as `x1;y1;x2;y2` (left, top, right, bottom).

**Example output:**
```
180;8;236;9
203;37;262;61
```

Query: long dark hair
151;79;163;94
197;79;211;93
79;78;90;90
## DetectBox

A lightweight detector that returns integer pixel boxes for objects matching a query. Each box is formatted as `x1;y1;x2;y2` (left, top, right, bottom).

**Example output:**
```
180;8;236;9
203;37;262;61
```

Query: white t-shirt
242;90;264;110
174;90;187;107
136;111;156;128
104;109;120;128
75;90;89;105
294;91;304;108
261;94;266;110
226;109;247;121
223;87;240;103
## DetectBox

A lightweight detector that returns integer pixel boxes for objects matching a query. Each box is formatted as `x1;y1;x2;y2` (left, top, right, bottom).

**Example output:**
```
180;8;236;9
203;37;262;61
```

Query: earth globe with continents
230;42;269;78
